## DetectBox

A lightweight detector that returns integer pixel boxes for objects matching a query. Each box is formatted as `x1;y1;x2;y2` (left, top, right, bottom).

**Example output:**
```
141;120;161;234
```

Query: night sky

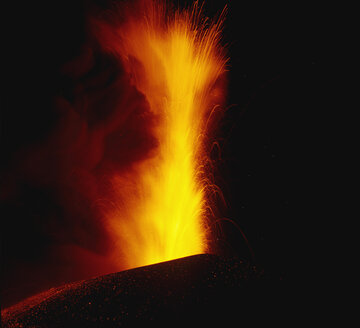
2;0;323;308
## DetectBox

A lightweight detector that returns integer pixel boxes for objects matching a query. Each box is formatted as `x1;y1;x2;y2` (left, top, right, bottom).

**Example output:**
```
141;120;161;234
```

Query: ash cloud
1;1;158;308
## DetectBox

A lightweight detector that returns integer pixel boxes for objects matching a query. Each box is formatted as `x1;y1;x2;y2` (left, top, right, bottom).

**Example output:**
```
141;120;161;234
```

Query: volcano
1;254;287;327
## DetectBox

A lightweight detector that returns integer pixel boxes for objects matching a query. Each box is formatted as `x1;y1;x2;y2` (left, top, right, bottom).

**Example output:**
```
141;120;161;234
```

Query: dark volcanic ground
1;254;288;327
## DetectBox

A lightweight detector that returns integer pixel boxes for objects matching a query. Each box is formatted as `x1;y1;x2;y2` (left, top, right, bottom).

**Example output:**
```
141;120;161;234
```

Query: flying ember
98;0;227;269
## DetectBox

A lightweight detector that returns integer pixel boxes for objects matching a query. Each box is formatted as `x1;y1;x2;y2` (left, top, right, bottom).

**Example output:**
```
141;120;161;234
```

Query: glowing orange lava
104;0;227;269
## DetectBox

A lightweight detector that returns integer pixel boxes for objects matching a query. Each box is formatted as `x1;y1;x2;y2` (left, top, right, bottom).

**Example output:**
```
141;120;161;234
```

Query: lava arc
98;0;227;269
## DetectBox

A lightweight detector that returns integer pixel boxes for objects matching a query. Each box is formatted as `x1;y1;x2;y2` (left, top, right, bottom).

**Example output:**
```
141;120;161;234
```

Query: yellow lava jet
104;0;227;269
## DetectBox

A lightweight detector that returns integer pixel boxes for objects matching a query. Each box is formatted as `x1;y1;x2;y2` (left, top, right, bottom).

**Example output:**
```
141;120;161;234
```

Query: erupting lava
98;0;227;269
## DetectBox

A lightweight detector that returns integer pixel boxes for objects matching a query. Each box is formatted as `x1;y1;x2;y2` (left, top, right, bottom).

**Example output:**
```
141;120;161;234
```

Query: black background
2;0;324;308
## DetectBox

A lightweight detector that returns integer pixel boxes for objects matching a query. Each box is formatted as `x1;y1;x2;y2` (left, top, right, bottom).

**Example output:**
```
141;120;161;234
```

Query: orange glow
105;0;227;269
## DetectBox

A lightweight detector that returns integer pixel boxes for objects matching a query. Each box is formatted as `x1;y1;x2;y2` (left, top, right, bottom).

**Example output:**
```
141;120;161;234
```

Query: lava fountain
95;0;227;269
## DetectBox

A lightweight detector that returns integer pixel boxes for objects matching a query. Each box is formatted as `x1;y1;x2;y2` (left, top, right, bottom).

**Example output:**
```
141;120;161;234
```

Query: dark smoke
1;1;157;308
